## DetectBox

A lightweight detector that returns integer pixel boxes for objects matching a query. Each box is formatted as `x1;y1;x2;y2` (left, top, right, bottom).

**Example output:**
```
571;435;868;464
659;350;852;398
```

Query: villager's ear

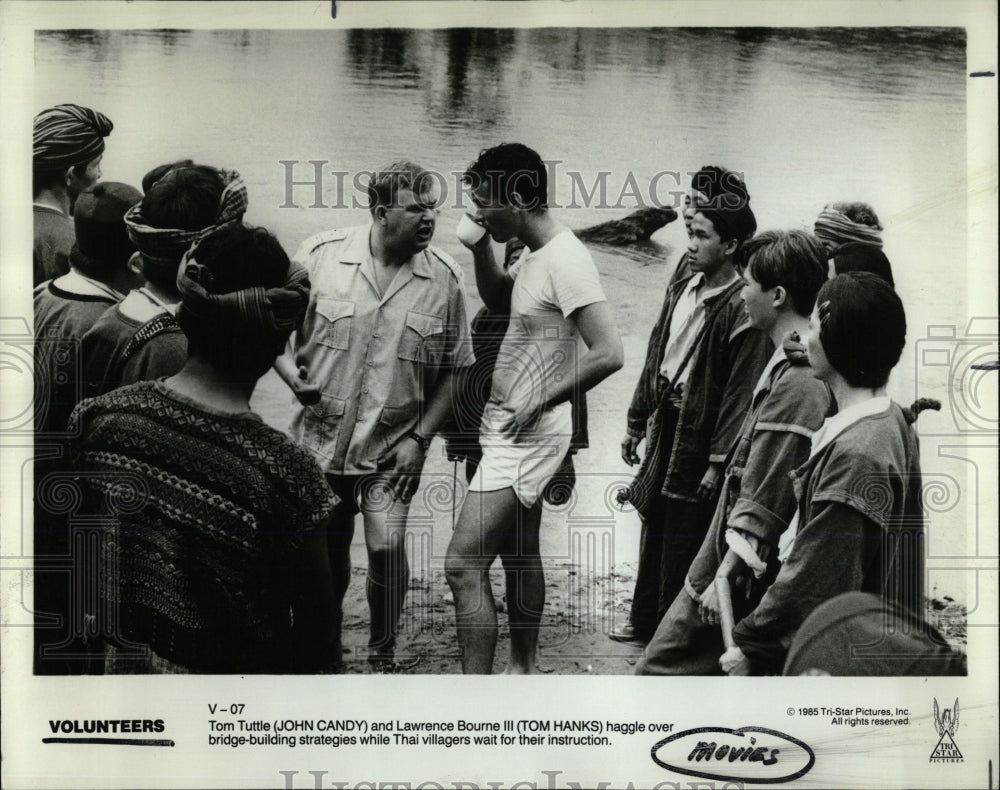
772;285;788;309
373;203;388;224
722;237;740;257
127;252;143;277
63;166;75;188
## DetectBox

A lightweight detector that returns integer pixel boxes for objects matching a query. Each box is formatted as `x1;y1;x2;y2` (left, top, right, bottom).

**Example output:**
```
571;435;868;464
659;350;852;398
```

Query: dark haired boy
445;143;624;673
636;230;832;674
614;177;772;646
672;166;751;285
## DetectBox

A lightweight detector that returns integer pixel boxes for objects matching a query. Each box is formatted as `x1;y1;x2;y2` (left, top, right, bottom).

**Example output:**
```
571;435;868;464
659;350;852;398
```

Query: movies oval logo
651;726;815;784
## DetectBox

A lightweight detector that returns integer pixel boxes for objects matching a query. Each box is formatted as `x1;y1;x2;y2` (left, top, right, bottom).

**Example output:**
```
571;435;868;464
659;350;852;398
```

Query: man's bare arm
466;234;513;312
544;300;624;409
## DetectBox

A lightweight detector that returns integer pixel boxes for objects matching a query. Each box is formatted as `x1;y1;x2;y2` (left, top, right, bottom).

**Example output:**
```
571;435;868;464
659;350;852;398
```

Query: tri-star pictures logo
929;698;962;763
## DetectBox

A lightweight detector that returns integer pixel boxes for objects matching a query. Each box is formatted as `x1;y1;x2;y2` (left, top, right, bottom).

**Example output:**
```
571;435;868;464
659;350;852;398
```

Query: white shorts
468;401;572;507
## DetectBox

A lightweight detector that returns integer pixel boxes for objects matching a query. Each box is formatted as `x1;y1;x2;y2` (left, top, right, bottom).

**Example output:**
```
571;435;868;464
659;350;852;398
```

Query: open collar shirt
288;224;474;474
659;271;742;388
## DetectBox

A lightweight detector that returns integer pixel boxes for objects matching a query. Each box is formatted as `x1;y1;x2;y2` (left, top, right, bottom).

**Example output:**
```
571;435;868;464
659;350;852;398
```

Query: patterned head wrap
813;209;883;252
176;234;309;343
33;104;113;170
123;169;248;266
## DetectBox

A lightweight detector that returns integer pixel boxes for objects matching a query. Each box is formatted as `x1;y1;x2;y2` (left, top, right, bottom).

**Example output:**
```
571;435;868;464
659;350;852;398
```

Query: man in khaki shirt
287;161;474;672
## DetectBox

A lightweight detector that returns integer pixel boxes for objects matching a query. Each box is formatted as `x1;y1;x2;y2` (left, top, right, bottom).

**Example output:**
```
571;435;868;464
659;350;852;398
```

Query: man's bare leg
446;488;519;674
500;500;544;674
362;482;412;666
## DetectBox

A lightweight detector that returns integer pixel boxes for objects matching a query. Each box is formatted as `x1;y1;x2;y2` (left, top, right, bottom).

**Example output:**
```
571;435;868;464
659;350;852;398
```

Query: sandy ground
251;234;966;674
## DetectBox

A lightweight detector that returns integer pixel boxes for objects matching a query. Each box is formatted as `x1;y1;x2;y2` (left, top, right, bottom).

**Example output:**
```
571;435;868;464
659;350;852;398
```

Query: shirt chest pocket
397;310;445;365
314;298;355;350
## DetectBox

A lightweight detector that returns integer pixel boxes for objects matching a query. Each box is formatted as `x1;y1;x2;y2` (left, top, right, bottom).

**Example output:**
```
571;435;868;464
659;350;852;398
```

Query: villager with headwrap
69;222;338;674
79;163;239;397
813;201;883;270
33;103;114;285
611;171;772;646
830;241;895;287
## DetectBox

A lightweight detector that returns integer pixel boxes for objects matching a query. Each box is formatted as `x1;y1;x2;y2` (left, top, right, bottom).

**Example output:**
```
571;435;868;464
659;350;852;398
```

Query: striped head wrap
123;169;249;266
176;235;309;342
33;104;113;170
813;209;883;253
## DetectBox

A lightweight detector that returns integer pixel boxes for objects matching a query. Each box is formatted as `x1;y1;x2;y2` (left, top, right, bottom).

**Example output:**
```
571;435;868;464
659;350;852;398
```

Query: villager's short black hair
464;143;549;212
690;165;750;204
692;168;756;248
741;230;829;316
141;159;196;194
140;165;223;232
816;271;906;389
832;242;895;288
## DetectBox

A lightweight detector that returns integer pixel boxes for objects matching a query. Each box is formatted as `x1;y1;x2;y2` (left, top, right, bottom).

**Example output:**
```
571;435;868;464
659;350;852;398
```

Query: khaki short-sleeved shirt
288;224;474;474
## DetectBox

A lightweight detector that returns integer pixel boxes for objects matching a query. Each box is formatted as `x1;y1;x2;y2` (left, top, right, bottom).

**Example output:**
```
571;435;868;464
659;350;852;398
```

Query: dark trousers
635;587;724;675
627;494;716;638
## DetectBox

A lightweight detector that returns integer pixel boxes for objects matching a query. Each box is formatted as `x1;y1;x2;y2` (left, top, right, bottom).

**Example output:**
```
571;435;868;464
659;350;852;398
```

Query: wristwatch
406;429;432;452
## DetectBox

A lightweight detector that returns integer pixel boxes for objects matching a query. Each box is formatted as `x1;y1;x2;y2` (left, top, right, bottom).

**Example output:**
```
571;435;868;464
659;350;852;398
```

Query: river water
34;27;984;599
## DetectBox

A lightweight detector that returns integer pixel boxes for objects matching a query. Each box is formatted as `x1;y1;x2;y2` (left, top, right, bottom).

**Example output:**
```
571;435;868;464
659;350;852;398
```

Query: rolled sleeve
728;497;788;544
727;368;831;544
733;501;876;673
727;429;811;544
